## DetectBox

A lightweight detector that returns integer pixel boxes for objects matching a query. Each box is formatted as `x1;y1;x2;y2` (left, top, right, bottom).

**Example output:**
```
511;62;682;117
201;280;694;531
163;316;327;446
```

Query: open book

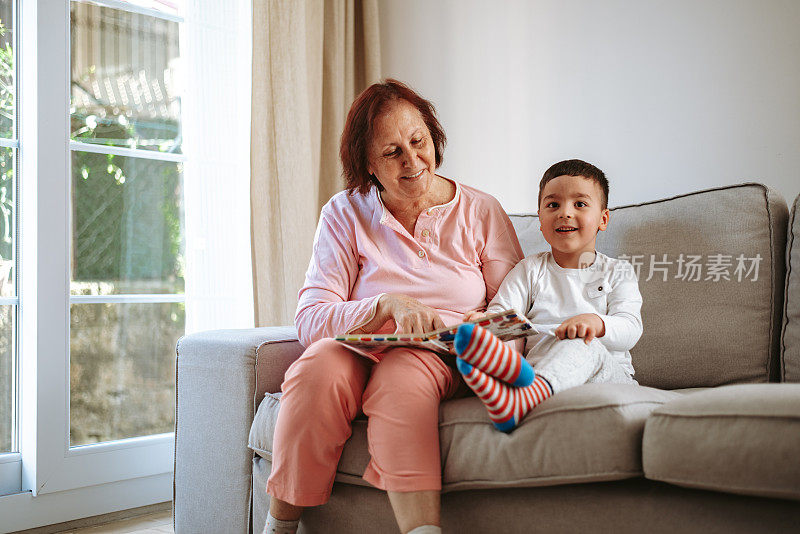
334;309;536;355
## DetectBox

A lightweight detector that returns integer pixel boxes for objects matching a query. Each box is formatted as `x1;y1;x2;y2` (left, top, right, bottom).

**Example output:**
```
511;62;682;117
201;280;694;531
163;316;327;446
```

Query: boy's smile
538;174;610;268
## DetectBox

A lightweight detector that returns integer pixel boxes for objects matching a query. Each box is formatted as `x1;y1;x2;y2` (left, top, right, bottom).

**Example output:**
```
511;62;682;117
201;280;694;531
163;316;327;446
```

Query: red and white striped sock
453;323;535;387
456;359;553;432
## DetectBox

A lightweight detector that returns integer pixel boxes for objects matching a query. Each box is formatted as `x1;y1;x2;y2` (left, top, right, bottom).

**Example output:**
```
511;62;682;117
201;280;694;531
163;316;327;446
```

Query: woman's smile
403;168;425;180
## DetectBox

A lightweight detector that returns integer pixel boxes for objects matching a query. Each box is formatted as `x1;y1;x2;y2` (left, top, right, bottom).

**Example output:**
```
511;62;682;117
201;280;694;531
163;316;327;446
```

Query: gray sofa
173;183;800;533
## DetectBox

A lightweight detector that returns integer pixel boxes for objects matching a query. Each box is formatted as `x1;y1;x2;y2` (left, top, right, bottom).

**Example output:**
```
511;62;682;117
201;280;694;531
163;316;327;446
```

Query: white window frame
0;0;20;499
0;0;185;528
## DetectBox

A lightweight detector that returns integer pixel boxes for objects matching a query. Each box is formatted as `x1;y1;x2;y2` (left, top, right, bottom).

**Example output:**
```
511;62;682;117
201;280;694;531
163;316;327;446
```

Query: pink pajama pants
266;338;461;507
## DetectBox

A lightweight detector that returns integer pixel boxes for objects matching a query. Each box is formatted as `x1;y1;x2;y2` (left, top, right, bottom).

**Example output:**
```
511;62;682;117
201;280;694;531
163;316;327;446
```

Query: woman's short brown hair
340;79;446;195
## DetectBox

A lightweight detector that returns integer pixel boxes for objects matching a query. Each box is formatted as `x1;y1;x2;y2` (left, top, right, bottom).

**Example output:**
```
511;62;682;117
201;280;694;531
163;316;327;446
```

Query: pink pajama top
295;179;525;347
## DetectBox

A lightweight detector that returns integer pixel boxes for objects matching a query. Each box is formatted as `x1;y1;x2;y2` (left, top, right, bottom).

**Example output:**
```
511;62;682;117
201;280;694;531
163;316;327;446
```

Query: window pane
70;2;181;153
0;146;12;297
0;0;11;456
70;302;183;446
0;0;14;139
0;146;13;298
71;151;184;295
0;305;14;453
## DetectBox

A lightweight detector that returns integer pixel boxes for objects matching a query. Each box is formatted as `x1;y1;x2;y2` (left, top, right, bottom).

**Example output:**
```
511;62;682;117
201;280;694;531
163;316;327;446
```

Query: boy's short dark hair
538;159;609;210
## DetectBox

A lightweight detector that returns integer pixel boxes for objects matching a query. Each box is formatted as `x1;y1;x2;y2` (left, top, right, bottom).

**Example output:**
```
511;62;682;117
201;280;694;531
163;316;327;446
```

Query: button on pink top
295;180;524;347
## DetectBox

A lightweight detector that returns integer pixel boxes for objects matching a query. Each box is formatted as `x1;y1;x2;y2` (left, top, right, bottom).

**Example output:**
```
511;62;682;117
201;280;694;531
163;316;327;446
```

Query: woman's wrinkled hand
377;293;446;334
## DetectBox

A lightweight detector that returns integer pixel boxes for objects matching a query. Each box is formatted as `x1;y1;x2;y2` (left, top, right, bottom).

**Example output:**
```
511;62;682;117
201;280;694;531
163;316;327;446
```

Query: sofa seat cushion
643;384;800;501
249;383;680;492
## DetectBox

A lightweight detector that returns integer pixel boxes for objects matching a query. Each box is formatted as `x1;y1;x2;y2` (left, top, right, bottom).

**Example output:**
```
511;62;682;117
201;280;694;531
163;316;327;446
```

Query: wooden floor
56;510;172;534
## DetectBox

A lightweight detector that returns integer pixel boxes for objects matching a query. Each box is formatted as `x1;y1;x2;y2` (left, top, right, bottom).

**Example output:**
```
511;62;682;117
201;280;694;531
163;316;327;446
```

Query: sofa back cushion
509;183;788;389
782;194;800;382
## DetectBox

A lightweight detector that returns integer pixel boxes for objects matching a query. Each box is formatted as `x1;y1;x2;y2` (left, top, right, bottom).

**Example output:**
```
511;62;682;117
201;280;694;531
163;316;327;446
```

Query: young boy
455;159;642;432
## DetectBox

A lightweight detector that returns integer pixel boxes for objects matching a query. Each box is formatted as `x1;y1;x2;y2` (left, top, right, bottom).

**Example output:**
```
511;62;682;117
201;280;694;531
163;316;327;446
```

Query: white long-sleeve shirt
487;251;643;375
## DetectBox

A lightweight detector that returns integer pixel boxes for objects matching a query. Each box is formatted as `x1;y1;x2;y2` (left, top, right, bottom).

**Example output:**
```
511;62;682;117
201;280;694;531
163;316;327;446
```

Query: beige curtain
251;0;381;327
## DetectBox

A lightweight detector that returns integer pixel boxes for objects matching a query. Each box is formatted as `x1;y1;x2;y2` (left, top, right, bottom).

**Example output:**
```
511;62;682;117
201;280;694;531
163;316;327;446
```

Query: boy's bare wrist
593;313;606;337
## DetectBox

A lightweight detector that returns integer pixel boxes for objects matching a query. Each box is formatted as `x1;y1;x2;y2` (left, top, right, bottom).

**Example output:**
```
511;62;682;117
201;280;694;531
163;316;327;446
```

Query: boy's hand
555;314;606;344
463;310;487;322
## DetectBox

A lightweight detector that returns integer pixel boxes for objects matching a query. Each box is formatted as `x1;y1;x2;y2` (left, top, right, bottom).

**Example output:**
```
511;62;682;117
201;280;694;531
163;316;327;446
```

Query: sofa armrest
253;327;305;400
173;326;304;534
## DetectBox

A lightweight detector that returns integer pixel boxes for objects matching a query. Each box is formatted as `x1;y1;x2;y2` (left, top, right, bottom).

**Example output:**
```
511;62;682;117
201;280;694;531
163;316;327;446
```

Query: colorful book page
334;309;535;355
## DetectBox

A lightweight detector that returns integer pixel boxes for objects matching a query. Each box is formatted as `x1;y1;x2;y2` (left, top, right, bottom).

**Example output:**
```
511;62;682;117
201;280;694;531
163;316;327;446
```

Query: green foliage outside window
71;151;184;294
0;20;11;138
69;92;184;292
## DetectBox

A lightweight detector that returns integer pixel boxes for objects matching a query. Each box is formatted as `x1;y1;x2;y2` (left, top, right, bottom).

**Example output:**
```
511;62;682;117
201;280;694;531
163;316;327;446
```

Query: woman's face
367;99;436;208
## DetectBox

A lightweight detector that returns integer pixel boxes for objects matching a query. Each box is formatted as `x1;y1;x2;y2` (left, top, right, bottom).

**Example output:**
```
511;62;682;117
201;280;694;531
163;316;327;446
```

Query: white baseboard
0;472;172;533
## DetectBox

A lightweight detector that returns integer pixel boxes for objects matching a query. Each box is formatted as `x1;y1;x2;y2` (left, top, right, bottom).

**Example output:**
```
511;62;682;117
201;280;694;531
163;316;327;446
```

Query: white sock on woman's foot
407;526;441;534
263;511;299;534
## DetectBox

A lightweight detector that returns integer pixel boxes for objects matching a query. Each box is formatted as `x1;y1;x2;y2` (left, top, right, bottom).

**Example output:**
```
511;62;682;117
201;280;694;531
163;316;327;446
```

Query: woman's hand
382;294;447;333
462;309;487;322
555;313;606;344
356;294;446;334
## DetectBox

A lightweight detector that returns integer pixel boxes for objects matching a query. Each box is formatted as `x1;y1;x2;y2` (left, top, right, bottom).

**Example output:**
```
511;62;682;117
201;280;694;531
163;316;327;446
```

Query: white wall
378;0;800;212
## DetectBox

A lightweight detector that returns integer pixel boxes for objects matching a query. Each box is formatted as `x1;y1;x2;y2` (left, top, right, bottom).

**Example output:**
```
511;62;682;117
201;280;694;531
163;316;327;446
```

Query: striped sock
456;358;553;432
454;323;535;387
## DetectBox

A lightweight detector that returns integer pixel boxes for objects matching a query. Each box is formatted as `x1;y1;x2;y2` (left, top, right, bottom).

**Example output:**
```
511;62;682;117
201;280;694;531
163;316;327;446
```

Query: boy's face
538;175;610;268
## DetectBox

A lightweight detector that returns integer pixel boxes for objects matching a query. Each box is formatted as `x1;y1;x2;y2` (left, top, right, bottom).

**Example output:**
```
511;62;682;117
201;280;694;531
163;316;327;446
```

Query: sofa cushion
642;384;800;501
511;183;788;389
249;383;681;492
782;194;800;382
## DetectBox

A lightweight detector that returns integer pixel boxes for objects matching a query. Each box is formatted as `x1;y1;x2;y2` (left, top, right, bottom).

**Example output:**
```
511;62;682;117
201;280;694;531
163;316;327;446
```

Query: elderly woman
264;79;523;534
